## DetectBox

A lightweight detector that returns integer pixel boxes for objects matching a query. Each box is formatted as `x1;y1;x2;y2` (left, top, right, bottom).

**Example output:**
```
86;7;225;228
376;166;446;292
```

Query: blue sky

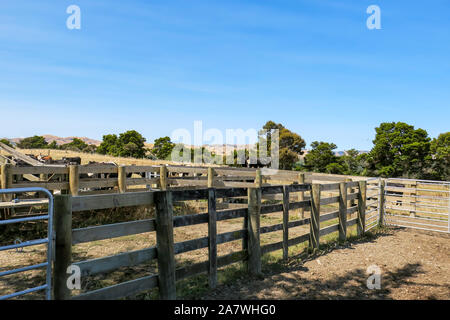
1;0;449;150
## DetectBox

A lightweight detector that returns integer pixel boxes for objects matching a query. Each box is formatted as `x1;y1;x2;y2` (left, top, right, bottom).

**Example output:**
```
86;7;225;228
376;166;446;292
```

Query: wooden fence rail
50;179;371;300
1;163;369;200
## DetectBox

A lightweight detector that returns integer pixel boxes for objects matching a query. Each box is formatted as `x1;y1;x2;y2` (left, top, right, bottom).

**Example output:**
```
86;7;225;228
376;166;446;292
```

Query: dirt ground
202;227;450;300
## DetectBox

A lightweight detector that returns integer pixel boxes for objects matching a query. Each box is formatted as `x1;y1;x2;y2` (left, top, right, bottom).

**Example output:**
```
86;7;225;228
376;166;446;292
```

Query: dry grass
2;148;221;167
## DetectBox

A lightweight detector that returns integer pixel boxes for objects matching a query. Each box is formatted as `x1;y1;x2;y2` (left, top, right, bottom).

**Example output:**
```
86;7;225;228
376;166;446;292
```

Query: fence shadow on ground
203;228;450;300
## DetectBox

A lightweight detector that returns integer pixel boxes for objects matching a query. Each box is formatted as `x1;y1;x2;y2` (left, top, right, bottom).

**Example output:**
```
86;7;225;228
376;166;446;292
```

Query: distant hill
3;135;369;155
8;135;102;146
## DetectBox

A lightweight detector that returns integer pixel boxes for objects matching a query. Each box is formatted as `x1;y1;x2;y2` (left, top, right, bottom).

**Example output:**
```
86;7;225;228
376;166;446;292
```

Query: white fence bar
385;206;448;216
385;213;447;223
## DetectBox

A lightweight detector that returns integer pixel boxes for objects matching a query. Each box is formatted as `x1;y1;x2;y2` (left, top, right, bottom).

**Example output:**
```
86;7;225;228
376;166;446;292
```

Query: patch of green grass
172;262;248;299
176;274;210;299
260;214;282;225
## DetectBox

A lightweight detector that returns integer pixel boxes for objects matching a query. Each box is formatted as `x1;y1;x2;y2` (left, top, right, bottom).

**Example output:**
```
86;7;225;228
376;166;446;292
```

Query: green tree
97;134;120;155
366;122;431;178
61;138;89;151
16;136;48;149
304;141;339;173
340;149;366;175
261;121;306;170
47;141;60;150
96;131;147;158
151;137;175;160
117;130;147;158
279;148;300;170
429;132;450;180
0;139;13;148
325;162;346;174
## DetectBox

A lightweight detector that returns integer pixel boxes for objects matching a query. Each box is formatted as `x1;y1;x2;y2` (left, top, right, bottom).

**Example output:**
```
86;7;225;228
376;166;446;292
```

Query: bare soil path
202;228;450;300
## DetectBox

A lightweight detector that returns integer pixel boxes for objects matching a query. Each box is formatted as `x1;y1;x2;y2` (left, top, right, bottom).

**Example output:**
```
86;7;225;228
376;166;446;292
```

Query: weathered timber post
208;188;217;288
53;195;72;300
378;179;385;227
0;166;4;220
254;169;262;188
207;167;216;188
39;173;49;197
309;184;321;251
155;190;176;299
1;164;13;218
298;173;305;219
68;165;79;196
357;180;367;236
338;181;348;242
1;164;12;201
247;187;261;276
282;185;290;260
242;169;262;262
159;166;168;191
118;166;127;193
346;178;355;210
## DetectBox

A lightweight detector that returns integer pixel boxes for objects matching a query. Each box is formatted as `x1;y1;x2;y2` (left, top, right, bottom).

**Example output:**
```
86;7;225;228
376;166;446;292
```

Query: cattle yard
0;146;449;300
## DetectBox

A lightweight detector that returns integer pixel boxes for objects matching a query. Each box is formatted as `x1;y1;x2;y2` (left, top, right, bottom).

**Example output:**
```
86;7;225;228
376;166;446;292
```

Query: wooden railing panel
72;219;156;245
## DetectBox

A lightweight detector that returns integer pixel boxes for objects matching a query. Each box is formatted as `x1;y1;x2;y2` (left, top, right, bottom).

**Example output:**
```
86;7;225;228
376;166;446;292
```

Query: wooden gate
384;178;450;233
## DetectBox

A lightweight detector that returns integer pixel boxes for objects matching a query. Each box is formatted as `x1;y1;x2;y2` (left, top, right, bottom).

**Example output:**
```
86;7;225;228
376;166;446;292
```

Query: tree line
5;121;449;181
297;122;449;181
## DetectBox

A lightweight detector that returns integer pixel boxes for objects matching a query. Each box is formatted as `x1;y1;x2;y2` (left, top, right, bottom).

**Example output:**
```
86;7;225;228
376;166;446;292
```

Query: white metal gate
384;178;450;233
0;187;54;300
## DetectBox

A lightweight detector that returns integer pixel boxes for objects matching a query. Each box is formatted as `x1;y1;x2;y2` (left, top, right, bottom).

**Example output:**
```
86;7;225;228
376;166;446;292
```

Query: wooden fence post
357;180;367;236
298;173;305;219
69;165;79;196
282;185;290;260
207;167;215;188
309;184;321;251
346;178;355;210
1;164;13;218
118;166;127;193
155;190;176;299
159;166;168;191
254;168;262;187
247;187;261;276
338;181;348;242
378;179;385;227
39;173;49;197
242;169;262;264
53;195;72;300
208;188;217;288
1;164;12;200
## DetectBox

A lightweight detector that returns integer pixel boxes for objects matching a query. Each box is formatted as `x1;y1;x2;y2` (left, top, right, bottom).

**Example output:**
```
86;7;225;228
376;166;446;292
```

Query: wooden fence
0;163;368;198
51;179;369;300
